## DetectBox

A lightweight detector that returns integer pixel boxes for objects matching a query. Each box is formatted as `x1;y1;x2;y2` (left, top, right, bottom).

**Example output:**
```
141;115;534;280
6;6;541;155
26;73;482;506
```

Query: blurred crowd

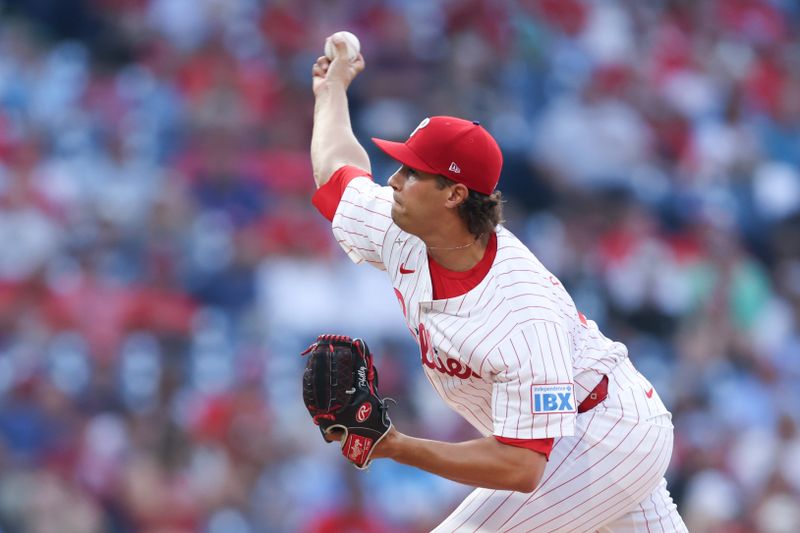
0;0;798;531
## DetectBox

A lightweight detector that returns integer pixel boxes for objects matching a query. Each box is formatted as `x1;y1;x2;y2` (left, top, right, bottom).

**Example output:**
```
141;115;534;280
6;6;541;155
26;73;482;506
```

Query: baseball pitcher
305;33;688;532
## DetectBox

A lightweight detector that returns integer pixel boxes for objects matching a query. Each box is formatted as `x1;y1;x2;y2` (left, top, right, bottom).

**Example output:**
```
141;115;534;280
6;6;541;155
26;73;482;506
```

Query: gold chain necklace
426;234;483;251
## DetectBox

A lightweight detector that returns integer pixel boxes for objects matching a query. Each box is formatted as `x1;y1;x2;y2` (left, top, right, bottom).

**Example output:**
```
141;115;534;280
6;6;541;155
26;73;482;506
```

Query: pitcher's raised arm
310;33;370;188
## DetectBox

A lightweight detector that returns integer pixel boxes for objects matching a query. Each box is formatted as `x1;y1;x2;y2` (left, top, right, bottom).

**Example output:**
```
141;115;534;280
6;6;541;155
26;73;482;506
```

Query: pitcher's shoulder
492;227;550;277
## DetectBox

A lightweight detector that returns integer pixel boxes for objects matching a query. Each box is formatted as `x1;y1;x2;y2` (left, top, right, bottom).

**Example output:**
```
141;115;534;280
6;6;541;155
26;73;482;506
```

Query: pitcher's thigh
598;478;688;533
433;421;673;532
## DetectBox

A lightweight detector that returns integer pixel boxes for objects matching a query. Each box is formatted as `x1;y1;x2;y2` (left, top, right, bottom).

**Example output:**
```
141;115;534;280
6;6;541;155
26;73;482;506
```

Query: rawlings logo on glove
301;334;392;469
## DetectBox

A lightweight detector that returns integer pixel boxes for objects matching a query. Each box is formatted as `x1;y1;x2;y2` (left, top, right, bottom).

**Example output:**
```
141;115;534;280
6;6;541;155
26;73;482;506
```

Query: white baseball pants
433;359;688;532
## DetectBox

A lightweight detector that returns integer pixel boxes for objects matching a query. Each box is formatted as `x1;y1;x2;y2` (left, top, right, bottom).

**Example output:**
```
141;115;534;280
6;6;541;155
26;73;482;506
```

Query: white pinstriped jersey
332;176;629;441
324;172;687;531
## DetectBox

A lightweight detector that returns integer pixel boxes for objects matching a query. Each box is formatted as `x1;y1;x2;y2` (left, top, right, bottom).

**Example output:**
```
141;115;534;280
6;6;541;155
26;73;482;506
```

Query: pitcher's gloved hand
301;334;392;469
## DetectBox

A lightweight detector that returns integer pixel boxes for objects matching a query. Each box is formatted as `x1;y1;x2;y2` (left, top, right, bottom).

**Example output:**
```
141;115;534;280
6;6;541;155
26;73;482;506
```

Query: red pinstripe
496;347;511;435
651;481;666;531
503;289;573;311
541;324;567;435
665;481;682;531
338;199;392;219
483;358;501;375
585;432;674;531
335;240;379;254
384;235;400;268
421;371;484;432
546;323;573;392
446;488;496;531
517;330;537;437
364;223;389;236
349;191;392;206
574;379;592;393
452;379;493;419
473;315;537;364
509;303;574;323
491;405;625;531
500;279;567;292
509;337;524;436
404;248;425;302
333;225;370;240
641;502;653;533
534;408;598;492
459;298;508;358
432;375;492;433
526;326;552;437
503;423;655;532
457;409;600;532
555;429;670;533
493;255;536;267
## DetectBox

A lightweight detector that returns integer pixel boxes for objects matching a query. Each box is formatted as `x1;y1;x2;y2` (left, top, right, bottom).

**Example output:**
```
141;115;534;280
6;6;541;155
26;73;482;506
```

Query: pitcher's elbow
515;479;538;494
510;470;542;494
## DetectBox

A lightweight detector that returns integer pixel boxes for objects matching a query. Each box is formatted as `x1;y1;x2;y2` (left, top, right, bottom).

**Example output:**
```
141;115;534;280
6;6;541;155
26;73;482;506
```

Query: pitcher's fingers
314;55;331;69
352;53;365;73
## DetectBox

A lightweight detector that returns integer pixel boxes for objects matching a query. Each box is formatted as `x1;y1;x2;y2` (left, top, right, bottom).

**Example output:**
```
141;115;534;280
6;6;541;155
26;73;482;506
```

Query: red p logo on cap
372;116;503;195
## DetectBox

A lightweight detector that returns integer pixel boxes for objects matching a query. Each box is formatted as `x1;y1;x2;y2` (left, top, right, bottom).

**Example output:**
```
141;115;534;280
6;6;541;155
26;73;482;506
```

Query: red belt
577;375;608;413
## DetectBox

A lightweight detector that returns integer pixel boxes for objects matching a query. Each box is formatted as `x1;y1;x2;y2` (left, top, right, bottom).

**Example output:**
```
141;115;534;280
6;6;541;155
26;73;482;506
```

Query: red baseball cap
371;116;503;195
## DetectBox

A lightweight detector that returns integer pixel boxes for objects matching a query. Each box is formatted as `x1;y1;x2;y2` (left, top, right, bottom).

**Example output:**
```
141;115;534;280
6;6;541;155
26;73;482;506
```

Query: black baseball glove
301;334;392;469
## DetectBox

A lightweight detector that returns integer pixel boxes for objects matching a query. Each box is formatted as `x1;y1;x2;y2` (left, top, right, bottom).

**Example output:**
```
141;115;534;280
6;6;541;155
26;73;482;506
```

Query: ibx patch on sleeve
531;383;576;414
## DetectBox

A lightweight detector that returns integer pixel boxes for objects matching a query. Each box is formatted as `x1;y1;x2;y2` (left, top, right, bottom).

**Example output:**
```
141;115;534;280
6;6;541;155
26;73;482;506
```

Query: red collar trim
428;232;497;298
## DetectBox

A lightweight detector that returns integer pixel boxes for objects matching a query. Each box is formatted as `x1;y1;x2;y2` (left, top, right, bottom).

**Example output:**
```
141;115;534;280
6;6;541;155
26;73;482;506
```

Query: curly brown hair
435;175;504;238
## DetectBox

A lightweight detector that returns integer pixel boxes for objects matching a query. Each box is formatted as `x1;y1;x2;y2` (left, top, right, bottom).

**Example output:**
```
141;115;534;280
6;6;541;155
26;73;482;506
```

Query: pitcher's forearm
311;81;371;188
382;432;546;493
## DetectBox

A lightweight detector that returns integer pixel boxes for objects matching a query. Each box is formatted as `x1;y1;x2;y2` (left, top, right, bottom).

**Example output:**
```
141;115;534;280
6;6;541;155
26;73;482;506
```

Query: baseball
324;31;361;61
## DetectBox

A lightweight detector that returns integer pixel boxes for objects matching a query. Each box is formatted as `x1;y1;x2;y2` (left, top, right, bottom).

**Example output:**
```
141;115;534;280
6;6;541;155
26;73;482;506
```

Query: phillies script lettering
417;323;479;379
392;288;479;380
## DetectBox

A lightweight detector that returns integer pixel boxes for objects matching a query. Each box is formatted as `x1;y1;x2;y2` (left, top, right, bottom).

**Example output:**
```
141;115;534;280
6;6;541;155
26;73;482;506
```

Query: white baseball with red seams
324;173;687;531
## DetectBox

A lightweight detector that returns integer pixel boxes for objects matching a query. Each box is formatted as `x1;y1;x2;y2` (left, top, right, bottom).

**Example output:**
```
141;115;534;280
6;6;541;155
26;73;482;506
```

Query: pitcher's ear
446;183;470;208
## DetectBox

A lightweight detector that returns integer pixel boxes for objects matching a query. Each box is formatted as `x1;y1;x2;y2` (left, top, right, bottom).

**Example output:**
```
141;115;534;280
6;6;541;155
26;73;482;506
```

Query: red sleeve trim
494;436;554;460
311;166;373;222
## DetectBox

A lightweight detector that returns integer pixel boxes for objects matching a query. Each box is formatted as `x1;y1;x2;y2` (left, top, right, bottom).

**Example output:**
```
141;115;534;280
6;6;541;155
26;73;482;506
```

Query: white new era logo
448;162;461;174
